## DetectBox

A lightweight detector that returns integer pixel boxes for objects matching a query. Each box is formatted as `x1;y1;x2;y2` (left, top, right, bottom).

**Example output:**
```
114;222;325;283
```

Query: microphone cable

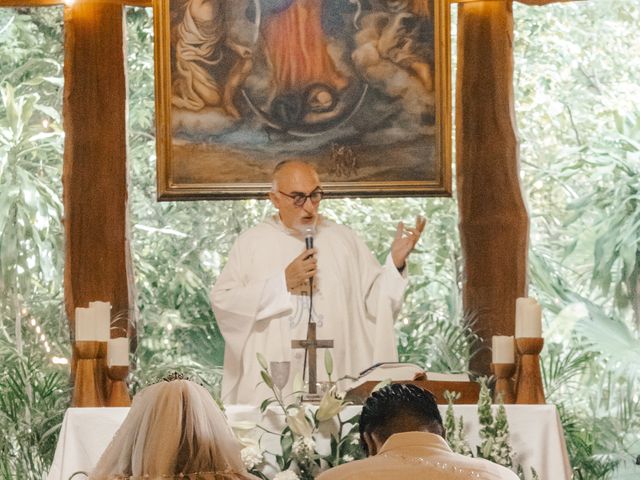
300;225;315;387
302;259;314;385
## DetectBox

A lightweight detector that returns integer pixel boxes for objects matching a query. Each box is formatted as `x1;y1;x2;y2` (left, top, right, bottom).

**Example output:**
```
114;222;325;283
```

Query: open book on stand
340;362;479;404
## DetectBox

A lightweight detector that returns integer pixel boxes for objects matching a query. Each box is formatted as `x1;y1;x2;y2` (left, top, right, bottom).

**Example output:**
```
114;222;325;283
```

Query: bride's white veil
89;379;258;479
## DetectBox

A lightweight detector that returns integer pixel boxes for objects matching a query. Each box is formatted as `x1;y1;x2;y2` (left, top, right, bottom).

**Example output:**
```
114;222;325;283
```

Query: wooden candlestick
107;365;131;407
515;337;545;404
492;363;516;404
72;341;107;407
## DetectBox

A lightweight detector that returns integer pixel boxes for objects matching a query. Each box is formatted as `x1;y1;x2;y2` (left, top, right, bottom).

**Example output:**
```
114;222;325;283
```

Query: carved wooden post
456;1;529;376
63;0;135;393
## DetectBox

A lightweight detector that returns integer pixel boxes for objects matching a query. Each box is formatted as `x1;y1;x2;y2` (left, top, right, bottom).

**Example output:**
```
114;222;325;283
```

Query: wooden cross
291;322;334;395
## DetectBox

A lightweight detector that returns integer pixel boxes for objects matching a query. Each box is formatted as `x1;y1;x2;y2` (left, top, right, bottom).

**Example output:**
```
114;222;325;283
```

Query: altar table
47;404;571;480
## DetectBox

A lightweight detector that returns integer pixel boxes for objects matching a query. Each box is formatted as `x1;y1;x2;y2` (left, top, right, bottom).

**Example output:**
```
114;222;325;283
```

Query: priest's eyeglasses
278;189;324;207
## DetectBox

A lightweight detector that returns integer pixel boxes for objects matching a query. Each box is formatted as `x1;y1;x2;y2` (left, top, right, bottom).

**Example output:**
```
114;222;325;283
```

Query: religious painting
154;0;451;199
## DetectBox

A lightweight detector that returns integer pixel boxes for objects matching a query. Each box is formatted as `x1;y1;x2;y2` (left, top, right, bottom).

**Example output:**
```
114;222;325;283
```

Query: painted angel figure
171;0;256;118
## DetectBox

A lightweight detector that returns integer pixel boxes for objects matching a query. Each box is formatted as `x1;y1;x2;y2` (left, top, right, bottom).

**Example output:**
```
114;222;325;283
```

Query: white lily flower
286;406;314;438
315;385;345;422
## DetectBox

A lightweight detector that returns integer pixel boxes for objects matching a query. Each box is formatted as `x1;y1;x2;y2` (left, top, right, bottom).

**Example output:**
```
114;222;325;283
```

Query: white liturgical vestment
210;215;407;404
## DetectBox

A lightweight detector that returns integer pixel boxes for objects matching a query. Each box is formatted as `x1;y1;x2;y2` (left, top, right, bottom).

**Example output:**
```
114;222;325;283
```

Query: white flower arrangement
240;445;264;470
445;377;539;480
242;353;361;480
244;355;539;480
273;470;300;480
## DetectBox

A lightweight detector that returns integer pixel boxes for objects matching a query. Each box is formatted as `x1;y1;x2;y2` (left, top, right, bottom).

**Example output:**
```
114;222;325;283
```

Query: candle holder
491;362;516;404
515;337;546;404
107;365;131;407
72;341;107;407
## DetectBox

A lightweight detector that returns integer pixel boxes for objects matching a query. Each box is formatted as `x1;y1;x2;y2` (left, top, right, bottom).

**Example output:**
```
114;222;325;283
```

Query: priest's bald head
268;161;324;230
359;383;445;456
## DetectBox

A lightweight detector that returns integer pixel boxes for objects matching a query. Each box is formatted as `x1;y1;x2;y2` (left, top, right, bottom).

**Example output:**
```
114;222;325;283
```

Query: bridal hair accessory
162;371;189;382
142;371;205;388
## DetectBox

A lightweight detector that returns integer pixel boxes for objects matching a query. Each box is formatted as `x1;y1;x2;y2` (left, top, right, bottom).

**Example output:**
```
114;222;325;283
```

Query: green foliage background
0;1;639;479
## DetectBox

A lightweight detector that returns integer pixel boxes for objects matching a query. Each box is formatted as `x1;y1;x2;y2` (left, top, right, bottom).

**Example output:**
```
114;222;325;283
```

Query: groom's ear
363;431;377;457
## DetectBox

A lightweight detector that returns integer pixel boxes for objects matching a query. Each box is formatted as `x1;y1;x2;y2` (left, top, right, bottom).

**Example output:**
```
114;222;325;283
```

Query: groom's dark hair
359;383;444;455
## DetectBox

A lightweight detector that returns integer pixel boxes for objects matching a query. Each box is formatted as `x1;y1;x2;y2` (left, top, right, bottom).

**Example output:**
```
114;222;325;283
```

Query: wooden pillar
63;1;134;354
456;1;529;375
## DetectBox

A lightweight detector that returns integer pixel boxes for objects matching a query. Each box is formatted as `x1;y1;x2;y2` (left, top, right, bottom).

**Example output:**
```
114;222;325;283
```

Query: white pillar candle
108;337;129;366
89;301;111;341
492;335;515;364
515;297;535;337
515;297;542;338
75;307;95;341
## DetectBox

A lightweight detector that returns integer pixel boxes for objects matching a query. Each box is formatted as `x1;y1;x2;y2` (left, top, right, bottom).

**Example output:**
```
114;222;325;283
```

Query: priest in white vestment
210;161;426;404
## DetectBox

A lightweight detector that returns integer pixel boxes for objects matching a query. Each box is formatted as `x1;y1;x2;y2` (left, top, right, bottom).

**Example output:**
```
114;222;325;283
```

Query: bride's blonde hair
90;379;257;480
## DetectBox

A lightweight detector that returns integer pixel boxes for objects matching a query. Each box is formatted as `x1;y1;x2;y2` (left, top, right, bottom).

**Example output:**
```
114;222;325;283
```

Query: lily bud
257;352;269;370
324;349;333;377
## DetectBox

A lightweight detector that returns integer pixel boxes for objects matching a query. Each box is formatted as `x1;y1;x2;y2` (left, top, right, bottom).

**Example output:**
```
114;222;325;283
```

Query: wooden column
63;0;134;358
456;1;529;376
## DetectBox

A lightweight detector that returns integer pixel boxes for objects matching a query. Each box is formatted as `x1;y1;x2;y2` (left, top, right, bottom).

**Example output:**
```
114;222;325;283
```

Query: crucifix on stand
291;322;333;400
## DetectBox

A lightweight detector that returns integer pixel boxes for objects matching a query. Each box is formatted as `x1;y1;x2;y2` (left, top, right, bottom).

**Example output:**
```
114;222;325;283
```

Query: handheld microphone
304;226;315;250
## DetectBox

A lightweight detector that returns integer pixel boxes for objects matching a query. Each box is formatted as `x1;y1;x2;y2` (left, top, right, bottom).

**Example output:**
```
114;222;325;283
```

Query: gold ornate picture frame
154;0;451;200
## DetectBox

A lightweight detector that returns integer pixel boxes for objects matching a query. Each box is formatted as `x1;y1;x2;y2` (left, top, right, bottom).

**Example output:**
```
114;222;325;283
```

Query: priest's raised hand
391;215;427;271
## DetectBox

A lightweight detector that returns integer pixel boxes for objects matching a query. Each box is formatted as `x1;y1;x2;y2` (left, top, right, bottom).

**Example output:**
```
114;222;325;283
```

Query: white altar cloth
47;404;571;480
